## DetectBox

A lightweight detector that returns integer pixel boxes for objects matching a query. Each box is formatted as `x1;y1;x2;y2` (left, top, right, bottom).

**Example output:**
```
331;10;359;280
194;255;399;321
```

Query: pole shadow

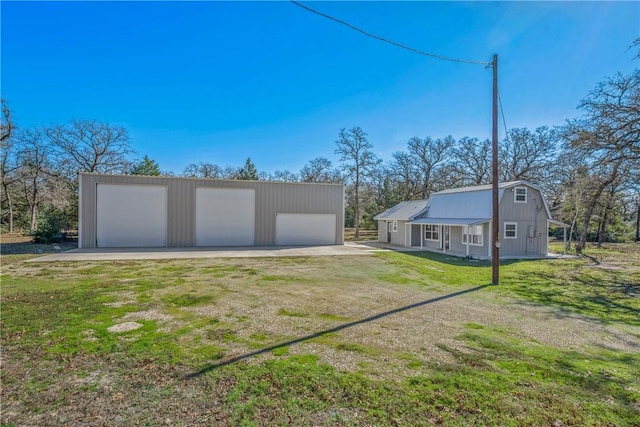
186;284;489;379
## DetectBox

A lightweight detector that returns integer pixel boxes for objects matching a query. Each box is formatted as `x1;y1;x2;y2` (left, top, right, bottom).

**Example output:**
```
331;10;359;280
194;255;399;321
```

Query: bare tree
389;151;419;200
1;99;14;146
1;138;19;232
451;137;491;186
269;170;299;182
564;69;639;252
499;126;559;185
15;129;58;232
299;157;341;183
47;119;134;178
182;162;223;179
335;127;380;238
407;136;455;198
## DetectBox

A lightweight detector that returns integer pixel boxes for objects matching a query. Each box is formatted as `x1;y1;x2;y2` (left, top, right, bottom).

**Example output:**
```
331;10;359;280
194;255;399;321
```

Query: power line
498;91;509;138
290;1;491;66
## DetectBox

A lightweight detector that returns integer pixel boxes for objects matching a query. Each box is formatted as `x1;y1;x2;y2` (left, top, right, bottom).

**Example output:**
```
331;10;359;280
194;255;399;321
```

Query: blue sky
2;1;638;174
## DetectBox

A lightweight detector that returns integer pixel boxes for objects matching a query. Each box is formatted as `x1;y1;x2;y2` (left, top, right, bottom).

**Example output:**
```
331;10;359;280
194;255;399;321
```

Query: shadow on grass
505;269;640;327
186;284;489;378
398;250;523;268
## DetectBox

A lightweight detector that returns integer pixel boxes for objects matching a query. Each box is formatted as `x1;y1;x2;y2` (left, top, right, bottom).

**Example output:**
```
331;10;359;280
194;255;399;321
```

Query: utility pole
491;54;500;285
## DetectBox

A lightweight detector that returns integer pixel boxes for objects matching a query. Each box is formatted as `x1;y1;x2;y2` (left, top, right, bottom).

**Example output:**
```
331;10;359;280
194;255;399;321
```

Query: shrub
33;210;64;244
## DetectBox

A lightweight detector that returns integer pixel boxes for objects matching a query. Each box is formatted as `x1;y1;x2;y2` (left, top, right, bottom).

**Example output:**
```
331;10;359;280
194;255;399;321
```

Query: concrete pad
26;242;387;262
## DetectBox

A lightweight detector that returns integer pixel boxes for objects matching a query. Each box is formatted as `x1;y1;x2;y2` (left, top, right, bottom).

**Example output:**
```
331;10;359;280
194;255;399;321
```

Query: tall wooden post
491;54;500;285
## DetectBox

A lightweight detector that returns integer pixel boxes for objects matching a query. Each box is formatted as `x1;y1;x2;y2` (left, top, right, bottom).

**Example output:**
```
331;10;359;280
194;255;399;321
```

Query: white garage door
96;184;167;247
275;213;336;246
195;188;255;246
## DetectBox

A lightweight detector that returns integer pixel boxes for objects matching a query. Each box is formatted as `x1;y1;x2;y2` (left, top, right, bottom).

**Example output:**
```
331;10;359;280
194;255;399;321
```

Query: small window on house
514;187;527;203
392;221;398;232
462;225;483;246
424;225;439;241
504;222;517;239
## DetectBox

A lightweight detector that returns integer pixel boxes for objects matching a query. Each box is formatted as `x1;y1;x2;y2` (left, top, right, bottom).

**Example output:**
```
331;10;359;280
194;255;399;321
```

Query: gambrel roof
374;181;553;223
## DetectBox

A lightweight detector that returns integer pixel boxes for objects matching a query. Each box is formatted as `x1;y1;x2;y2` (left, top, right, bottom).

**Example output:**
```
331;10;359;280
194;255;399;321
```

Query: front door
387;222;393;242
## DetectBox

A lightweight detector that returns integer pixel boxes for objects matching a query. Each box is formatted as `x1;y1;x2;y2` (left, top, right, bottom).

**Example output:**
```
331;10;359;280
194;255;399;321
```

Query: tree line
1;66;638;252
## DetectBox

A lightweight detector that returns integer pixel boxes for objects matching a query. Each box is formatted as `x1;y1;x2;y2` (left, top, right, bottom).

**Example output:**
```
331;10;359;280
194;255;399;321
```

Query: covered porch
404;218;491;258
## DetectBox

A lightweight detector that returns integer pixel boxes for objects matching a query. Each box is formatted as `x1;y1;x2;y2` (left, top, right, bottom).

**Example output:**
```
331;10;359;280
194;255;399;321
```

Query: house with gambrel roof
373;181;568;259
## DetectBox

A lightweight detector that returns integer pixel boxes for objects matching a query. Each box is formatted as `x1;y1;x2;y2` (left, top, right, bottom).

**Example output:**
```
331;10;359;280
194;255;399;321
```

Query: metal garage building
78;173;345;248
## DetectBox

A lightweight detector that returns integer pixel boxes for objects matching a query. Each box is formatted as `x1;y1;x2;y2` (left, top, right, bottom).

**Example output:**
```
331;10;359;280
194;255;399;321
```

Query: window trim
462;225;484;247
392;220;398;232
424;224;440;242
504;222;517;239
514;186;527;203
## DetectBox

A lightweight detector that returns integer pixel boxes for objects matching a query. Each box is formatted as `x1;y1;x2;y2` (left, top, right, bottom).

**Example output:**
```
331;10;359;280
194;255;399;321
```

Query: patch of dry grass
2;245;639;425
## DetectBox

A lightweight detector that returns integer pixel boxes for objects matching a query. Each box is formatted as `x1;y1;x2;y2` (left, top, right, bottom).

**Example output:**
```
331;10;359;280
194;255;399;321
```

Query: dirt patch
122;309;174;322
107;322;143;333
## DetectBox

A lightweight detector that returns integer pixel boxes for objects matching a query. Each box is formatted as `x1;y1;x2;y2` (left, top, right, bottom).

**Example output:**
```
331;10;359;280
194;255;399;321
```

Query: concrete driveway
27;242;391;262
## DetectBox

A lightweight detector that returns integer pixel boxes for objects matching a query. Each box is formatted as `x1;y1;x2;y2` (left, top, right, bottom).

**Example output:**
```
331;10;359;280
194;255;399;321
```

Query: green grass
2;245;639;425
378;248;640;325
219;330;639;426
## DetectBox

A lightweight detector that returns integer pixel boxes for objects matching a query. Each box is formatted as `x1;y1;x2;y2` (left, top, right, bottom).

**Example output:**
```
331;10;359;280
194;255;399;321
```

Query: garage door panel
195;188;255;246
96;184;167;247
276;213;336;246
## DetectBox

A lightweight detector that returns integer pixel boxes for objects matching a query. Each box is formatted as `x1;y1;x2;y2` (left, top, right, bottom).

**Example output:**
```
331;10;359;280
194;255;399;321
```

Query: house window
392;221;397;232
462;225;483;246
514;187;527;203
504;222;517;239
424;225;439;241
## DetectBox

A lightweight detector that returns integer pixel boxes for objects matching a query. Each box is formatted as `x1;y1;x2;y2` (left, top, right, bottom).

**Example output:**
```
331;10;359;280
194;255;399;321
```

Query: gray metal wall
499;185;549;257
377;221;387;242
376;220;408;246
79;173;344;248
448;223;490;258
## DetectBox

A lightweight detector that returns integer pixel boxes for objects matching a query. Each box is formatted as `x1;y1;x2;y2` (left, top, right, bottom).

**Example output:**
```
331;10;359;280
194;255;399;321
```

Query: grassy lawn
1;244;639;426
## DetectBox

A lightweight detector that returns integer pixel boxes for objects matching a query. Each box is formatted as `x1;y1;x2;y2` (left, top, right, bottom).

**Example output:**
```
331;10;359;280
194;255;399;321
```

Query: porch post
443;226;446;253
420;225;423;249
466;225;470;256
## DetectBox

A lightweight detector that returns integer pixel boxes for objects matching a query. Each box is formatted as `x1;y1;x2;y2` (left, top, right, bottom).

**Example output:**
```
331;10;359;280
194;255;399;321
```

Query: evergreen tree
237;157;259;180
130;155;161;176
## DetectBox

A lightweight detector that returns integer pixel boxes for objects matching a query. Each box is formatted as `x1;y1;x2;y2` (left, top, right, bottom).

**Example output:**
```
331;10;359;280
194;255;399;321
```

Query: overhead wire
498;91;509;139
290;0;492;66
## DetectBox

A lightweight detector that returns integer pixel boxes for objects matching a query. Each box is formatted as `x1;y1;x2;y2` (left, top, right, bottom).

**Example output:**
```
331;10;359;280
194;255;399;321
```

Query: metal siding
500;185;548;257
169;178;195;247
449;226;464;253
377;221;386;242
79;173;344;248
390;221;406;245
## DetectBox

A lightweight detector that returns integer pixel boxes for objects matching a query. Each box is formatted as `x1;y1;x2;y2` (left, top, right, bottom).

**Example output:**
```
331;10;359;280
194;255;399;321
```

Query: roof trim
77;172;344;187
548;219;571;228
409;218;490;226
